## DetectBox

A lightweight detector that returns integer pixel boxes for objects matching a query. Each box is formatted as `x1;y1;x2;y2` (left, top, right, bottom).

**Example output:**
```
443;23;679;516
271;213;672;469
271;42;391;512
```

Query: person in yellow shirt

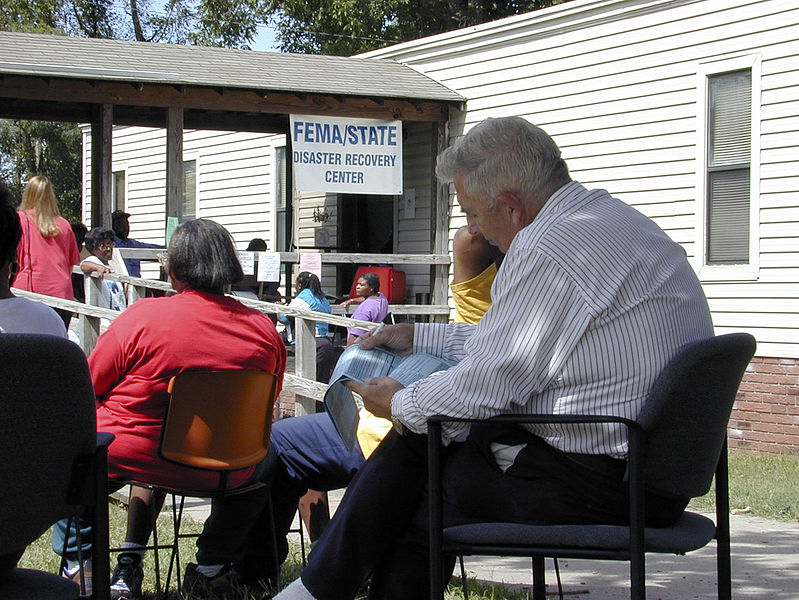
451;225;503;324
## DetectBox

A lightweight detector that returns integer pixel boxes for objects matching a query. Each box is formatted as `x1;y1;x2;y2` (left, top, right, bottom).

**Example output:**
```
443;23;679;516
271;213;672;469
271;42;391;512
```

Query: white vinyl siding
365;0;799;359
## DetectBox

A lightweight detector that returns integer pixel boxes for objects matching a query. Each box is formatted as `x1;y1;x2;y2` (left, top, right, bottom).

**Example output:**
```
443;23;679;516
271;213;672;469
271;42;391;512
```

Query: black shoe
110;552;143;599
181;563;249;600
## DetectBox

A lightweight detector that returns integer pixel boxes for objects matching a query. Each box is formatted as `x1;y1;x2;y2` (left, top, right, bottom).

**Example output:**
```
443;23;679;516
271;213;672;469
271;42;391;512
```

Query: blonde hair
20;176;61;237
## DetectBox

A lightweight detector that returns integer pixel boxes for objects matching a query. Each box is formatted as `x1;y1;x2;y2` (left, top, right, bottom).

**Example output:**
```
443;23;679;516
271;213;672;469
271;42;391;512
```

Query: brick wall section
729;357;799;454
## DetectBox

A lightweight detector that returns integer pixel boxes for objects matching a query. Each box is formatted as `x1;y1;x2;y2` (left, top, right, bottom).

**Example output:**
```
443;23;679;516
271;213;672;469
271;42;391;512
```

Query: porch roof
0;31;463;129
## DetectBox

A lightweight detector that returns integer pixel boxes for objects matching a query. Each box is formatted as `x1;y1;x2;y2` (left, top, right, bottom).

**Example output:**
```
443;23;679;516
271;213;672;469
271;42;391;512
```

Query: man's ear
496;191;530;227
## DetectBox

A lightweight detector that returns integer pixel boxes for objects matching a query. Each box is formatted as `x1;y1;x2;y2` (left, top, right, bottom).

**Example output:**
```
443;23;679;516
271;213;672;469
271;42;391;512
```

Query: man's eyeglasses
97;242;114;250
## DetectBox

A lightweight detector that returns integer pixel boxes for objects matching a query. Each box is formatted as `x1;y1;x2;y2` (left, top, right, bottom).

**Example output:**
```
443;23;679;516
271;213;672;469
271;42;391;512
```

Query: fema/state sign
290;115;402;194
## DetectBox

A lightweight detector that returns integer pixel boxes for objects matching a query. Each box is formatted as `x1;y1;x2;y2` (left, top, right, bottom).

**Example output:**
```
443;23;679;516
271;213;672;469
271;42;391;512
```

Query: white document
238;251;255;275
257;252;281;282
324;344;452;449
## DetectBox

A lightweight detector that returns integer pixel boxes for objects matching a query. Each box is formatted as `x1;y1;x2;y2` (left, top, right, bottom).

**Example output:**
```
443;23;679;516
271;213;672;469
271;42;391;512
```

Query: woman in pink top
15;176;79;327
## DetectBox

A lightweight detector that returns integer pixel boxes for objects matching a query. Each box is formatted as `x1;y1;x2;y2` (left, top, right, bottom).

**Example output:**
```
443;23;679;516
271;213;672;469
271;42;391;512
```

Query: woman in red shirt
15;176;79;327
54;219;287;598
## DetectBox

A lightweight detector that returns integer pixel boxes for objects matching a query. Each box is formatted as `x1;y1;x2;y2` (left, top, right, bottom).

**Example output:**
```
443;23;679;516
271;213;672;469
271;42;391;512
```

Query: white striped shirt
391;181;713;458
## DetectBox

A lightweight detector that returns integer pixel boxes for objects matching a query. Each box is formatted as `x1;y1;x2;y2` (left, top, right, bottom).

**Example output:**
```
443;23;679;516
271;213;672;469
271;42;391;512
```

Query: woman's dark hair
0;183;22;265
361;272;381;294
168;219;243;294
296;271;324;298
84;227;115;252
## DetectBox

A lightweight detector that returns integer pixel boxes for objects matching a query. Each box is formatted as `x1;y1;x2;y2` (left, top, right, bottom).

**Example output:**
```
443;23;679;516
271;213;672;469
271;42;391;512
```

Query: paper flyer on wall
324;344;452;450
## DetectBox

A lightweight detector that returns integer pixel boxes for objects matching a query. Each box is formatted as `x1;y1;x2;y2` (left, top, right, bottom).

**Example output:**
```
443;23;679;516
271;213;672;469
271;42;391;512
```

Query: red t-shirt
91;289;287;490
15;211;79;300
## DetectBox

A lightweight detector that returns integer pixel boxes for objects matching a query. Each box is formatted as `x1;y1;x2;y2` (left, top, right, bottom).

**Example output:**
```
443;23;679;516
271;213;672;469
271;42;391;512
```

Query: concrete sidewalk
166;489;798;599
460;513;799;599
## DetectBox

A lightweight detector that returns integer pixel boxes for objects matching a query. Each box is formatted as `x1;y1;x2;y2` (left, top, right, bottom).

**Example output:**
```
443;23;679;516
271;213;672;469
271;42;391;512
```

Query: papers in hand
324;343;452;450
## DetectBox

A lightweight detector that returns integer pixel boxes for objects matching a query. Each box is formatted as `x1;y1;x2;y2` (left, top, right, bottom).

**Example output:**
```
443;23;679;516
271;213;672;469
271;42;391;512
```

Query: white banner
290;115;402;194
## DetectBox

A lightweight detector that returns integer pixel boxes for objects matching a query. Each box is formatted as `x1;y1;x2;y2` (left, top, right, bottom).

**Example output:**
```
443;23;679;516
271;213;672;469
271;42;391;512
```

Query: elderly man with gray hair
276;117;714;600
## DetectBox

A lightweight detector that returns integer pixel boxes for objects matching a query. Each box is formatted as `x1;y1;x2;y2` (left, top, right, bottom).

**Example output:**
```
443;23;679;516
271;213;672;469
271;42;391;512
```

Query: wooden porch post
90;103;113;228
165;107;184;230
294;317;318;416
430;119;450;323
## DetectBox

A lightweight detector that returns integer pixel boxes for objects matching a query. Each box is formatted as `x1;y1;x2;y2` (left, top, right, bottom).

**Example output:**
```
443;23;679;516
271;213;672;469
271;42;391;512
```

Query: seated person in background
451;225;503;324
279;271;334;384
111;210;161;278
80;227;126;312
340;272;389;346
240;239;502;584
274;116;714;600
231;237;281;303
0;183;67;338
53;219;287;599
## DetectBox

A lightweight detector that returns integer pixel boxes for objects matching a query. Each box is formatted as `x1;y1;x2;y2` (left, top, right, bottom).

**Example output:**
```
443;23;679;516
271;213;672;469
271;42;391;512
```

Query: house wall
363;0;799;451
82;122;439;299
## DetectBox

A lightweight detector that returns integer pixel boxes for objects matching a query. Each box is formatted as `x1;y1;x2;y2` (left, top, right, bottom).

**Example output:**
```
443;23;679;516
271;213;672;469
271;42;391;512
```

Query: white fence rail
16;247;451;416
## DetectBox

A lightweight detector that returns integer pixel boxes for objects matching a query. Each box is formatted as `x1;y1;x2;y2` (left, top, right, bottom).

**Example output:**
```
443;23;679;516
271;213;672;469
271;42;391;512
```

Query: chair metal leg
552;558;564;600
150;514;162;596
459;556;469;600
163;494;186;595
715;442;732;600
630;553;645;600
532;556;546;600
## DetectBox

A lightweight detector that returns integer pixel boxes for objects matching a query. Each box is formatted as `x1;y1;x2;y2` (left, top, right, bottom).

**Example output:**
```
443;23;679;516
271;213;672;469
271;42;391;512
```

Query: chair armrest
426;412;647;560
427;412;639;429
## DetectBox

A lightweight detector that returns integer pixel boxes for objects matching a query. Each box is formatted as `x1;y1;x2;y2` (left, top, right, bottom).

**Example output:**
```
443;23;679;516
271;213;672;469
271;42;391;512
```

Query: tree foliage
266;0;572;55
0;121;82;221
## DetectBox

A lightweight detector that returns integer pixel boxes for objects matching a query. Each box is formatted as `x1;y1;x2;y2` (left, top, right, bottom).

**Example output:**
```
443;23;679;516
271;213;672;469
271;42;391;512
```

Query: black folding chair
0;334;113;600
428;333;756;600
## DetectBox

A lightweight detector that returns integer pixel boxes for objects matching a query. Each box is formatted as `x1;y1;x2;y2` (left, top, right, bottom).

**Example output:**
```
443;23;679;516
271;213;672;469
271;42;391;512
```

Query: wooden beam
90;103;113;228
0;75;451;122
0;98;91;122
165;107;184;229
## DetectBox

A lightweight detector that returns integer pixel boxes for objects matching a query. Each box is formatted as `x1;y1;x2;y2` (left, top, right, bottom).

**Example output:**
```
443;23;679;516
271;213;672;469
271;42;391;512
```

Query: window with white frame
706;69;751;264
697;55;760;279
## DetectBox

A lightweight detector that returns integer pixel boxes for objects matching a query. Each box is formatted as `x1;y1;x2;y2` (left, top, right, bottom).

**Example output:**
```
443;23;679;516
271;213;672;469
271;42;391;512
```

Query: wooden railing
15;247;451;416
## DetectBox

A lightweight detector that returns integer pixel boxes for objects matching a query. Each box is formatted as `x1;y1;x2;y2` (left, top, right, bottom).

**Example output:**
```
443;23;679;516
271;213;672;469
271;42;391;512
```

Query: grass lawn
688;449;799;521
18;449;798;598
18;499;529;599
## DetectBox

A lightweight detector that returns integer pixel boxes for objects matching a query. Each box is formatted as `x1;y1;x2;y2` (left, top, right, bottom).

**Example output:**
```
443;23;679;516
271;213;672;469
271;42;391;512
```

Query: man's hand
345;377;405;419
81;261;112;279
357;323;414;356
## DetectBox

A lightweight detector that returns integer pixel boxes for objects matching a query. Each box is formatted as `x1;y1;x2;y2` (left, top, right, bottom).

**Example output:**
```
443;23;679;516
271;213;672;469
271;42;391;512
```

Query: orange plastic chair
112;369;279;596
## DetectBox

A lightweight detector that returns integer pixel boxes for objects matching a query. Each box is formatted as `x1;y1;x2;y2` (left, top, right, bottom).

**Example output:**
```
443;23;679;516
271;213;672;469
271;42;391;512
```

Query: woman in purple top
344;272;389;346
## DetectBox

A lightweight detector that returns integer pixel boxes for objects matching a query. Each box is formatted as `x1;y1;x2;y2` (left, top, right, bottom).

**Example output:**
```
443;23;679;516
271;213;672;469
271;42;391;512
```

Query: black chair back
637;333;756;499
0;334;97;554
